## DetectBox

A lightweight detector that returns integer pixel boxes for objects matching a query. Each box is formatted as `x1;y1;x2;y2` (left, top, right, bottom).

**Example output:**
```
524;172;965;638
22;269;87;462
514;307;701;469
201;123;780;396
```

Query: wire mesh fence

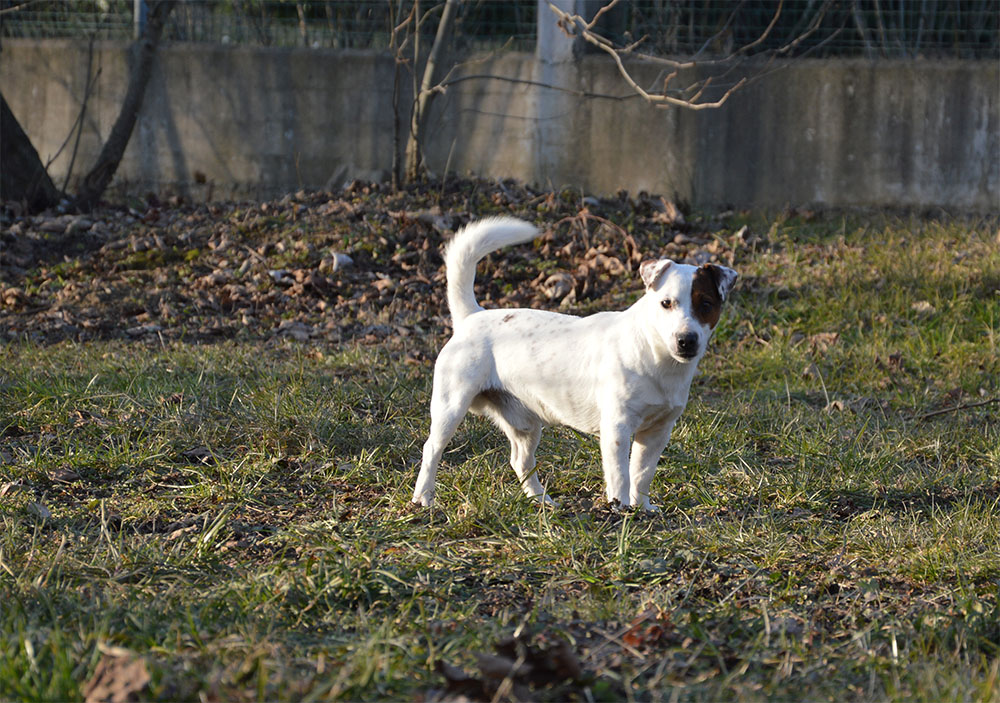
1;0;996;58
0;1;537;50
615;0;1000;59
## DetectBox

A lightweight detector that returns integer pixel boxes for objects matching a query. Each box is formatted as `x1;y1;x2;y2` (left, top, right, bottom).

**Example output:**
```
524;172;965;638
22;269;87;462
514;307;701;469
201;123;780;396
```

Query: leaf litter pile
1;178;741;348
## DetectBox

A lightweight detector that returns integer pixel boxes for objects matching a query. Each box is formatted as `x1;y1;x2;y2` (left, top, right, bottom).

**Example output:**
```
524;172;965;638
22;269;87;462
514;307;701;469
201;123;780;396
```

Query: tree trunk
404;0;460;183
71;0;174;212
1;94;63;213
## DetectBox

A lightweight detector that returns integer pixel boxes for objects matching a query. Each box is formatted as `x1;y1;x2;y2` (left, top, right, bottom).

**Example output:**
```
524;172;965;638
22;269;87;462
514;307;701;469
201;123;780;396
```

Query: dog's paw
400;501;433;522
411;493;434;507
532;493;558;508
630;497;660;513
608;498;629;513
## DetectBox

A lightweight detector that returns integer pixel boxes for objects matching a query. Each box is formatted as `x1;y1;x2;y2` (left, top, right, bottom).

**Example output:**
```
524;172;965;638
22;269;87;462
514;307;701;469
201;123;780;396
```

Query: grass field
1;210;998;701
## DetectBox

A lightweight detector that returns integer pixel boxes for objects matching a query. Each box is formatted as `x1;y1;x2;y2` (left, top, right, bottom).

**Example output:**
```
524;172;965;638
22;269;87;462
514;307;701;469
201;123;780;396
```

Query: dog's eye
660;299;673;310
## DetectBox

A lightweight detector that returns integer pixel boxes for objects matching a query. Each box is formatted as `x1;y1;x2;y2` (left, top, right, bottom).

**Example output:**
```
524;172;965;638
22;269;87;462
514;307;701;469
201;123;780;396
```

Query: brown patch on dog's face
691;265;723;328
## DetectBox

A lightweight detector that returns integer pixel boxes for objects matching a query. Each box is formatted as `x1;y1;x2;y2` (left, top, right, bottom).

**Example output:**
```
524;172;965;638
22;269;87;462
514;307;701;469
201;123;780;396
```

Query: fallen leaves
48;467;81;484
179;446;215;465
807;332;839;354
0;178;739;347
433;633;588;702
620;607;674;651
27;501;52;520
540;272;574;301
82;652;151;703
824;397;889;414
1;287;27;308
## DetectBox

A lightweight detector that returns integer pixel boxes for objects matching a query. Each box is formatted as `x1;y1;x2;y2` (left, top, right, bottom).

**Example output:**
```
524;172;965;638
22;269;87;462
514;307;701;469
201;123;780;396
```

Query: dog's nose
676;332;699;357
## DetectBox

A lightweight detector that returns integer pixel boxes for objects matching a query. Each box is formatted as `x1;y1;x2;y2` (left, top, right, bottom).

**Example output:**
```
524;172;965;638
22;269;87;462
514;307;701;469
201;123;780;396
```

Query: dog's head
639;258;738;364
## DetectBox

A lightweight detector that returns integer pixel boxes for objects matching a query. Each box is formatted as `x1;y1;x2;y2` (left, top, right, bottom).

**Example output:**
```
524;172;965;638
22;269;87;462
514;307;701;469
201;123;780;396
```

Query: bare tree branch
584;0;623;31
437;72;641;102
405;0;460;182
0;1;38;16
736;1;784;55
390;0;416;190
546;1;746;109
546;0;834;111
60;38;99;195
71;0;175;212
393;0;837;189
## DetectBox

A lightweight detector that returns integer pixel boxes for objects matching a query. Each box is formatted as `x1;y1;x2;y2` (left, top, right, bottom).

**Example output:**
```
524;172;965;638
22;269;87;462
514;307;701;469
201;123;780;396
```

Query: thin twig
583;610;655;662
584;0;622;30
62;37;98;195
548;2;748;110
0;0;37;15
589;626;647;660
548;0;834;112
775;0;836;56
44;43;100;176
437;73;642;102
692;0;746;60
432;35;515;92
918;398;999;421
737;1;784;55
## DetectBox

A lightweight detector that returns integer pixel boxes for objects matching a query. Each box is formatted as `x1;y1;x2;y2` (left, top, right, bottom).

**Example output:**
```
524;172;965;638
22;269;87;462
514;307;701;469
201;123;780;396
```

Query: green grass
1;215;998;701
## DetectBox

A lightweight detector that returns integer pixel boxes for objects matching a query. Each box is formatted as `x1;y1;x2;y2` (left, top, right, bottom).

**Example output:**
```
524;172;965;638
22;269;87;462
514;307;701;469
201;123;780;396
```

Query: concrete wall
2;39;997;210
2;40;399;201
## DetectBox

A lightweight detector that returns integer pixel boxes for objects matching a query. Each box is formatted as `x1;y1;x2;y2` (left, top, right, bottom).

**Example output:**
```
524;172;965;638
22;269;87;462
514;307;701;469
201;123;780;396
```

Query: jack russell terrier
411;216;737;511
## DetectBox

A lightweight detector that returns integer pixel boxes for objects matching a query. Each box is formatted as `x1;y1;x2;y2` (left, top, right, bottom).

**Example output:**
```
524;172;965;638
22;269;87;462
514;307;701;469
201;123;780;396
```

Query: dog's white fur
411;216;737;511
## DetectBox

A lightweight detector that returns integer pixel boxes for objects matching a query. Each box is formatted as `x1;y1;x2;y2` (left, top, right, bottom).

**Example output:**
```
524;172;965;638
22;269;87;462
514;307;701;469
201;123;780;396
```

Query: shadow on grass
826;481;1000;519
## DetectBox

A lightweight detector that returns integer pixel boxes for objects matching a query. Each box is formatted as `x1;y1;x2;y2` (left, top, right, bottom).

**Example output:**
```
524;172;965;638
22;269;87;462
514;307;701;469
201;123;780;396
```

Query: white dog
411;217;737;511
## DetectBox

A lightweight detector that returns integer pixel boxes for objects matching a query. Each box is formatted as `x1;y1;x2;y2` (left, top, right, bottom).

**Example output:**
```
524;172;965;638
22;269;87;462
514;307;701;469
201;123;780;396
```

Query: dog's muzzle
675;332;700;359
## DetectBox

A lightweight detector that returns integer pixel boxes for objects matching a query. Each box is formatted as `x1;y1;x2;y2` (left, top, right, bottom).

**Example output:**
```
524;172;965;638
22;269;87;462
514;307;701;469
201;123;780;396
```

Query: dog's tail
445;216;539;325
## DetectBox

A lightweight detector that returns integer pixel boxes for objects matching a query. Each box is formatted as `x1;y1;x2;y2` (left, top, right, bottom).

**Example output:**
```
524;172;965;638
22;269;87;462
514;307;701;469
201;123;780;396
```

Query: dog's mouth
672;334;702;362
673;349;700;362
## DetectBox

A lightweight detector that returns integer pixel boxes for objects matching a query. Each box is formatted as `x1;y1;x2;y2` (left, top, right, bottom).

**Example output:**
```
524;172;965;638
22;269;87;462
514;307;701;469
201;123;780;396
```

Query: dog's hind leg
474;391;552;505
411;376;479;507
504;424;553;505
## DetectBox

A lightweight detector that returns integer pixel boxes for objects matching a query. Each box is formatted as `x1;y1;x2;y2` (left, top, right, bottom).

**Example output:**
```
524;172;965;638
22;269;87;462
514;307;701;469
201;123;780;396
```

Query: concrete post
536;0;583;63
534;1;586;188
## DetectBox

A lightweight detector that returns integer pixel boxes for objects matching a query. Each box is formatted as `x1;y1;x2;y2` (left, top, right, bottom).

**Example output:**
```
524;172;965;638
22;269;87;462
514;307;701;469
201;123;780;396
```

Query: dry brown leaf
541;272;574;301
28;502;52;520
620;608;673;651
82;654;151;703
49;467;81;484
809;332;839;353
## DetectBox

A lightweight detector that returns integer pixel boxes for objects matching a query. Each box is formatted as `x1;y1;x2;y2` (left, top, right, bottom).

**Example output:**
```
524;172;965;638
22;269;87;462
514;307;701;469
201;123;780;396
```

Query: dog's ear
705;264;738;301
639;259;672;290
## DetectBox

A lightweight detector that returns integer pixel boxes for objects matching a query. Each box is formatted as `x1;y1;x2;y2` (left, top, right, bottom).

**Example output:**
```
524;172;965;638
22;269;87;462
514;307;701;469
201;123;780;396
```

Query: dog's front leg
599;414;634;507
628;418;677;512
